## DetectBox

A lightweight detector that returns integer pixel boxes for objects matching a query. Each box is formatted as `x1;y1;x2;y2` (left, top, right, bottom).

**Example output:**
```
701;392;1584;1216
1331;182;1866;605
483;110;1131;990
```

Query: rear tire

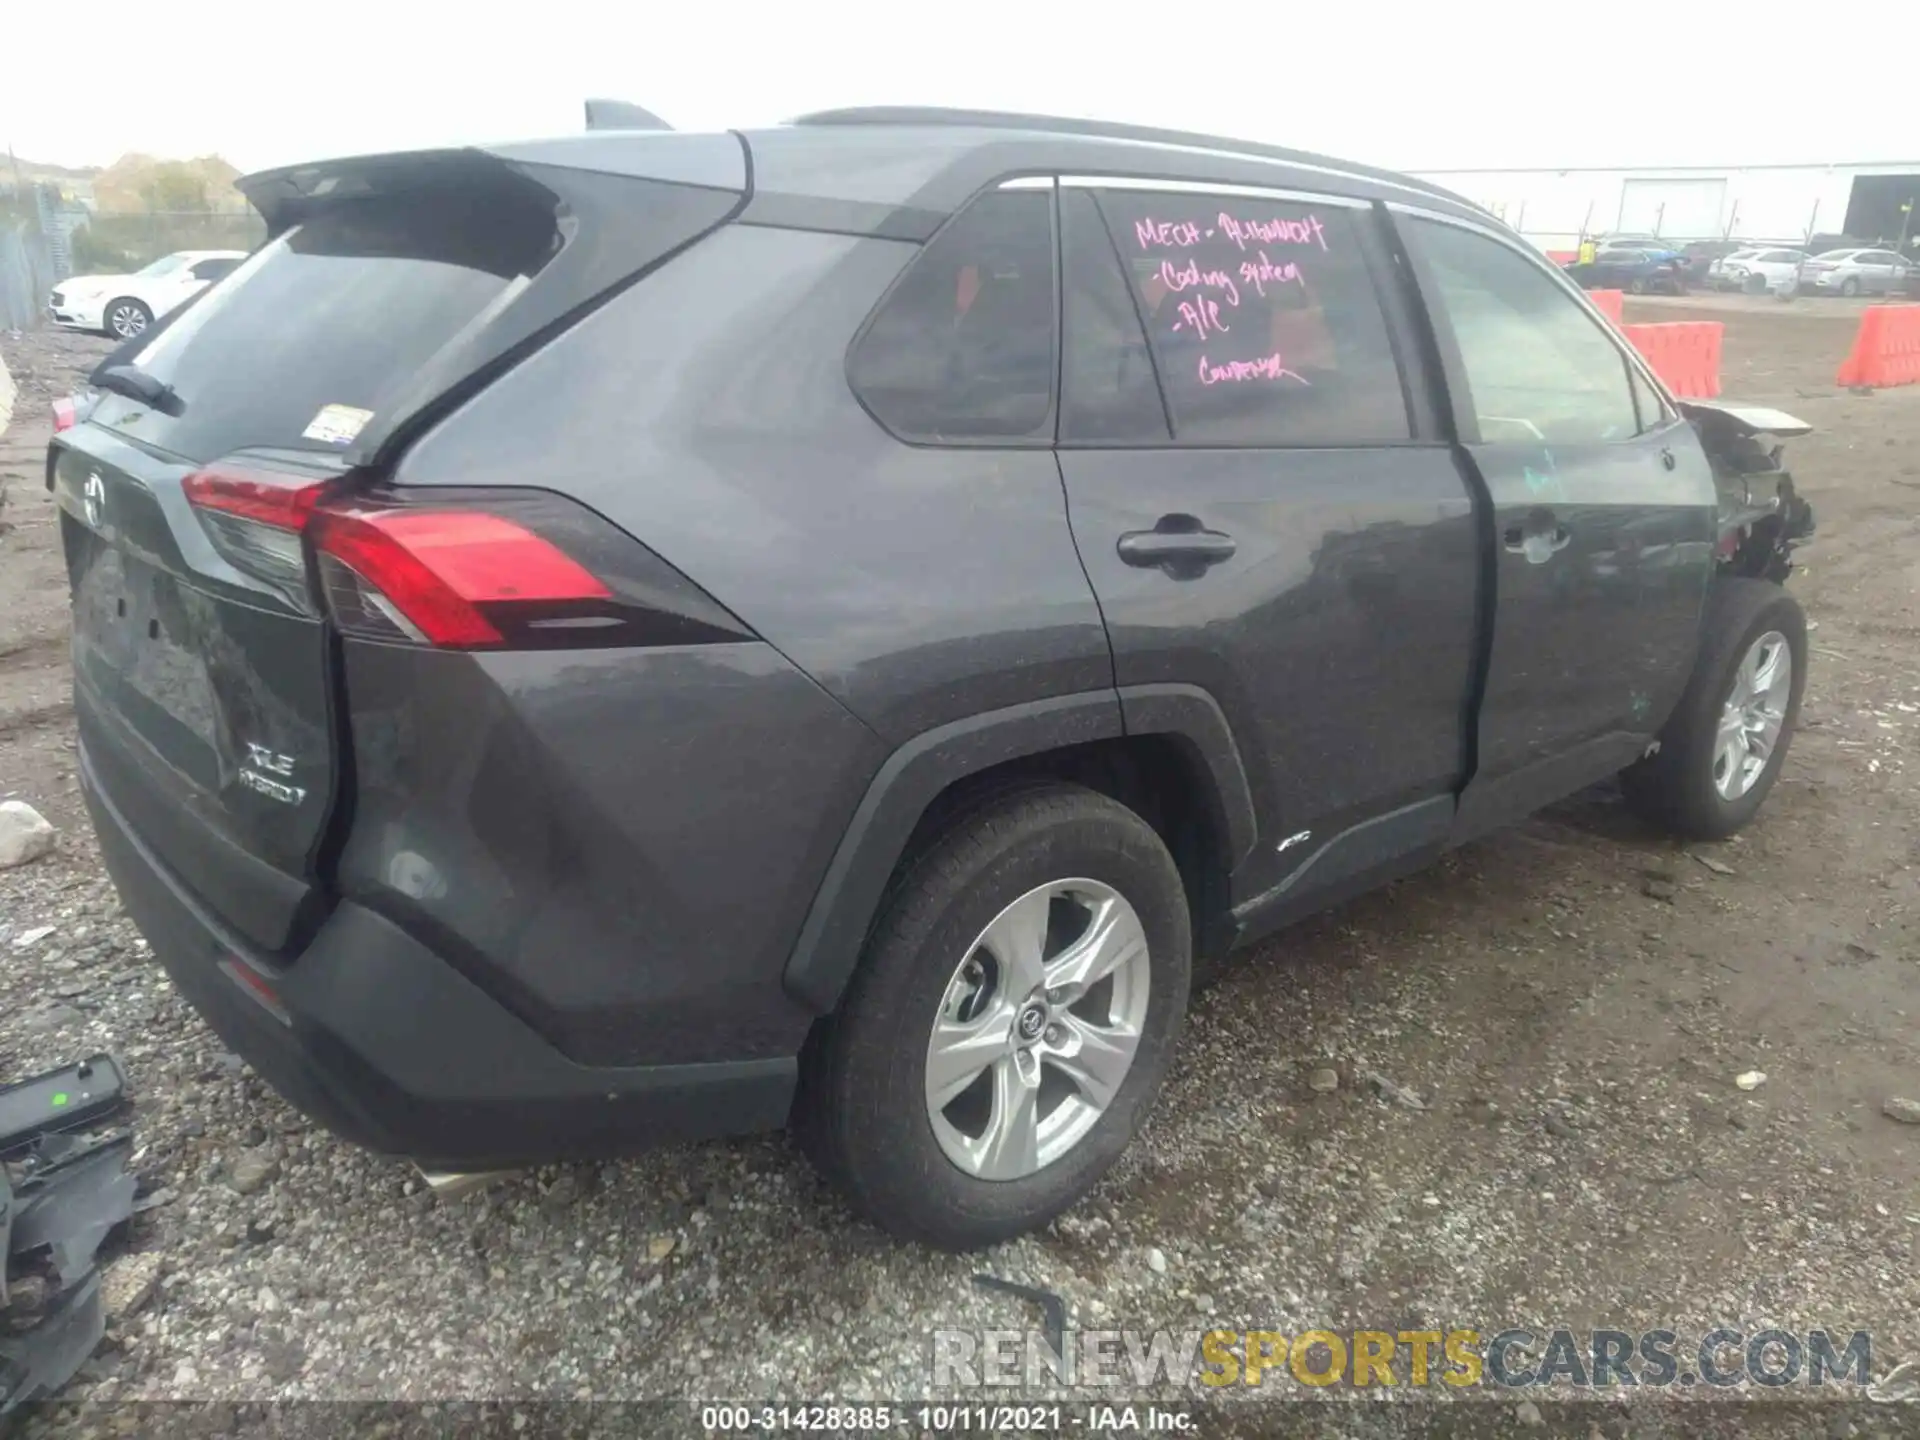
1628;277;1648;295
104;298;152;340
798;784;1191;1249
1840;277;1861;297
1621;579;1807;840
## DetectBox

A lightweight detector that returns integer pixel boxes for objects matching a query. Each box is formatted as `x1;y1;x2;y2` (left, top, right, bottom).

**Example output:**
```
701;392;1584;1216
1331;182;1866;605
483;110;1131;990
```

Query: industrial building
1411;162;1920;258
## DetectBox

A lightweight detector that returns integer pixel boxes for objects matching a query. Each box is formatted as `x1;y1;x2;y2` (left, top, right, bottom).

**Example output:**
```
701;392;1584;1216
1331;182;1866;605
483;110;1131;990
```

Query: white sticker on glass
301;403;374;445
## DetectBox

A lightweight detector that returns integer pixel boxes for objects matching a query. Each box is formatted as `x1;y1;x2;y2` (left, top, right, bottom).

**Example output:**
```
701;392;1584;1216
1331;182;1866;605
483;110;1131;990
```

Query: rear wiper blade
95;365;176;409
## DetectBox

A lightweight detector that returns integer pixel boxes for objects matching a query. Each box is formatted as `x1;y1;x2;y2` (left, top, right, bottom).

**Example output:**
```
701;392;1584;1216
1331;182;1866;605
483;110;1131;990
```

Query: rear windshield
102;188;560;462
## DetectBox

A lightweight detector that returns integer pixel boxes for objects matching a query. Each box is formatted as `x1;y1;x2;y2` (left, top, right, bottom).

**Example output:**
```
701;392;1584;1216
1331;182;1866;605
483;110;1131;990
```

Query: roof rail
786;106;1460;205
585;99;673;132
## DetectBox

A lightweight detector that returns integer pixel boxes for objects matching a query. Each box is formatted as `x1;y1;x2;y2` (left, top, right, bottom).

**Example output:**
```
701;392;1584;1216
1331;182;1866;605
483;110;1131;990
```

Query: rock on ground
0;799;55;868
102;1253;165;1320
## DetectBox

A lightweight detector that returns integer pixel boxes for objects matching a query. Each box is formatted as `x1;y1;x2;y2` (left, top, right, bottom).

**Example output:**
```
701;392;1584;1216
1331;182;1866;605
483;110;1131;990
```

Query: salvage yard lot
2;301;1918;1415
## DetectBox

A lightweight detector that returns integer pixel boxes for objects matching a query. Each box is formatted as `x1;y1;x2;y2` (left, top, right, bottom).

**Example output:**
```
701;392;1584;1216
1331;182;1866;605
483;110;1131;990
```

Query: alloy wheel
924;878;1150;1181
1714;630;1792;801
108;303;148;339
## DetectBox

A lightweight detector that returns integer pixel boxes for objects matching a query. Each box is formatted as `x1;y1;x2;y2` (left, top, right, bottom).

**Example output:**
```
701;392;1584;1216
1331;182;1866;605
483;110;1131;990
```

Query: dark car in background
49;107;1815;1250
1565;246;1689;293
1680;239;1747;287
1595;232;1678;255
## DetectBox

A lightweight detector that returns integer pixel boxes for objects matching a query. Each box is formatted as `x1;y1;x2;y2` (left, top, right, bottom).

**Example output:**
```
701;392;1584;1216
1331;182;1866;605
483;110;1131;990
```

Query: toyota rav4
48;108;1815;1249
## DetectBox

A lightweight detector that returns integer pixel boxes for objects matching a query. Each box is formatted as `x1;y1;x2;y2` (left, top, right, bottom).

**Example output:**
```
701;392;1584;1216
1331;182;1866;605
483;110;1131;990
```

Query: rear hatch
52;141;745;954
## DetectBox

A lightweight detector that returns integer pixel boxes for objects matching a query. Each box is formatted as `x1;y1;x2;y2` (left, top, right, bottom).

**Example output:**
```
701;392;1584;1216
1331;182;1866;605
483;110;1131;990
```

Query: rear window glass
848;189;1056;444
105;188;560;462
1092;190;1410;446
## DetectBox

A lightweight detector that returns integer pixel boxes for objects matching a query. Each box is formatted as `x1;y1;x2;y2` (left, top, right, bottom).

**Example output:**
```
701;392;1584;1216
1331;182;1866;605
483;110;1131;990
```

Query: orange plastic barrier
1621;321;1722;399
1587;289;1624;325
1836;305;1920;388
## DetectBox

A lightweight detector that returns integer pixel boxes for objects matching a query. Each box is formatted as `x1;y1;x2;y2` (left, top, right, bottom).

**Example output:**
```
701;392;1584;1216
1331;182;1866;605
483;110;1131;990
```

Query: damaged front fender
1682;400;1817;583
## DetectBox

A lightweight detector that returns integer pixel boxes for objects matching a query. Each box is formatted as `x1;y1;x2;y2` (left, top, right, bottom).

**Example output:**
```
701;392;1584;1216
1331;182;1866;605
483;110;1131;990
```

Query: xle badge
239;742;307;807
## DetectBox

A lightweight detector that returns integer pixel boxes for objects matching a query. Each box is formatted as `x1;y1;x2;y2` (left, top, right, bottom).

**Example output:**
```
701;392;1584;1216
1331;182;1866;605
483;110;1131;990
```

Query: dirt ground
2;299;1919;1431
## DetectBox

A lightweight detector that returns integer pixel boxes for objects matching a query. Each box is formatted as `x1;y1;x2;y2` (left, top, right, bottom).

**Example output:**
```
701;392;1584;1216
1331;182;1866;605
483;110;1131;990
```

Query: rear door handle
1117;518;1236;576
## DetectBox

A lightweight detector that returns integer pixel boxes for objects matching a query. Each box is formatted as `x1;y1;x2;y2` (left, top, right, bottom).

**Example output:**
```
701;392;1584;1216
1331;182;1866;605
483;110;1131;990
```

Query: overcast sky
5;1;1909;176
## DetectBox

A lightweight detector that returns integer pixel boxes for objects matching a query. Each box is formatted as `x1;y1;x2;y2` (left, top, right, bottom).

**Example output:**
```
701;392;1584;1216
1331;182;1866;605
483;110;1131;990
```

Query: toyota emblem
83;472;106;530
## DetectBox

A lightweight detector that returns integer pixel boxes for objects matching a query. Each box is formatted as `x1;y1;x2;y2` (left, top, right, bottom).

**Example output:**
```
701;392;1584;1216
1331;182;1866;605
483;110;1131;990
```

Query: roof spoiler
584;99;672;132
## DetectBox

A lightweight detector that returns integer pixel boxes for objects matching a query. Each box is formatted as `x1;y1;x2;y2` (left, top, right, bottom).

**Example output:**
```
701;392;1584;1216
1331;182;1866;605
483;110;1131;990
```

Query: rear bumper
82;742;797;1169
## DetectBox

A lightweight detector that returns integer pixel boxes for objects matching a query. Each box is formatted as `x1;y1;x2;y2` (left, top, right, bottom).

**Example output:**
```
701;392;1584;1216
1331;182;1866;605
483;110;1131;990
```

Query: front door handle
1117;516;1236;578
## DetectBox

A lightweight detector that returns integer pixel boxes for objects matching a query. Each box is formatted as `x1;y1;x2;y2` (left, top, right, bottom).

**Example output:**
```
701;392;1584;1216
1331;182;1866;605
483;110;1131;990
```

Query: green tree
139;162;210;213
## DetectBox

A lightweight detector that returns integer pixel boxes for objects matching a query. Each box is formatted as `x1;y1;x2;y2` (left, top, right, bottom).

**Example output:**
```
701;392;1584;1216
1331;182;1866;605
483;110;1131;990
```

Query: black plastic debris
1;1054;134;1416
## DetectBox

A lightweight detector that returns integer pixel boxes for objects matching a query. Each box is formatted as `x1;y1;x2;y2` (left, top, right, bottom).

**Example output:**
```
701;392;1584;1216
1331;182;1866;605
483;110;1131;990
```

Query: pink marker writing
1197;352;1309;386
1174;296;1229;337
1238;250;1303;297
1135;217;1204;249
1218;213;1327;251
1159;256;1241;307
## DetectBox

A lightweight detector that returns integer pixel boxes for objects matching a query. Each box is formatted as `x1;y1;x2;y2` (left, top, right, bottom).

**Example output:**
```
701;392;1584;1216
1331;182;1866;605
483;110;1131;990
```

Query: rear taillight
183;465;746;651
184;464;323;593
309;506;610;647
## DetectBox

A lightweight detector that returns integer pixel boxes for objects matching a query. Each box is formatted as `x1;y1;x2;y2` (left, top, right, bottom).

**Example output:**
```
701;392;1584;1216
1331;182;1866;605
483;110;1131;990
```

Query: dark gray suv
49;108;1815;1249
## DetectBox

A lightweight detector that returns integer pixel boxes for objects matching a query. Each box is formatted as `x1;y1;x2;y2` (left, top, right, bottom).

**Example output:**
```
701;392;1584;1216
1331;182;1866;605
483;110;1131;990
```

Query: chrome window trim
1058;174;1370;209
1059;135;1459;206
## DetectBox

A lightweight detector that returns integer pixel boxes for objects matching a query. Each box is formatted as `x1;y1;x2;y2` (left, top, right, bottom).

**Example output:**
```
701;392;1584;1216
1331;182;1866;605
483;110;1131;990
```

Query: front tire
104;298;152;340
1840;277;1861;297
1622;579;1807;840
799;785;1191;1249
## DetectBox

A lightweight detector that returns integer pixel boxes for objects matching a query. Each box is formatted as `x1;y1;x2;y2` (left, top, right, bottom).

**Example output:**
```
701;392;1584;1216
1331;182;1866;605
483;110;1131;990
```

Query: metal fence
0;181;264;330
70;209;264;274
0;221;57;330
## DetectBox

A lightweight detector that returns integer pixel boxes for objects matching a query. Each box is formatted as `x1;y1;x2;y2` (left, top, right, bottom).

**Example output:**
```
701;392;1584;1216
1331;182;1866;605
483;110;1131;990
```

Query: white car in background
47;250;247;340
1797;247;1914;297
1709;247;1808;294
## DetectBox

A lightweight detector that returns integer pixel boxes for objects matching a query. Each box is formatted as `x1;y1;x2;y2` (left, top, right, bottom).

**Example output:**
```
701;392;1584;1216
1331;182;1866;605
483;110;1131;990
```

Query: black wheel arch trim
781;685;1257;1013
1112;682;1258;866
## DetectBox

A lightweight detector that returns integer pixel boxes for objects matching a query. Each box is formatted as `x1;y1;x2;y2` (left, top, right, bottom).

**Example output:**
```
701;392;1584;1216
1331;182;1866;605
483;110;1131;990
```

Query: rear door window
848;188;1056;444
101;188;562;463
1092;189;1410;446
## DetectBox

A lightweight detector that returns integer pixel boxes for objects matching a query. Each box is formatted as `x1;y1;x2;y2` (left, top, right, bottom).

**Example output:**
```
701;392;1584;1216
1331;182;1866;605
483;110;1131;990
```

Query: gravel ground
3;306;1920;1434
